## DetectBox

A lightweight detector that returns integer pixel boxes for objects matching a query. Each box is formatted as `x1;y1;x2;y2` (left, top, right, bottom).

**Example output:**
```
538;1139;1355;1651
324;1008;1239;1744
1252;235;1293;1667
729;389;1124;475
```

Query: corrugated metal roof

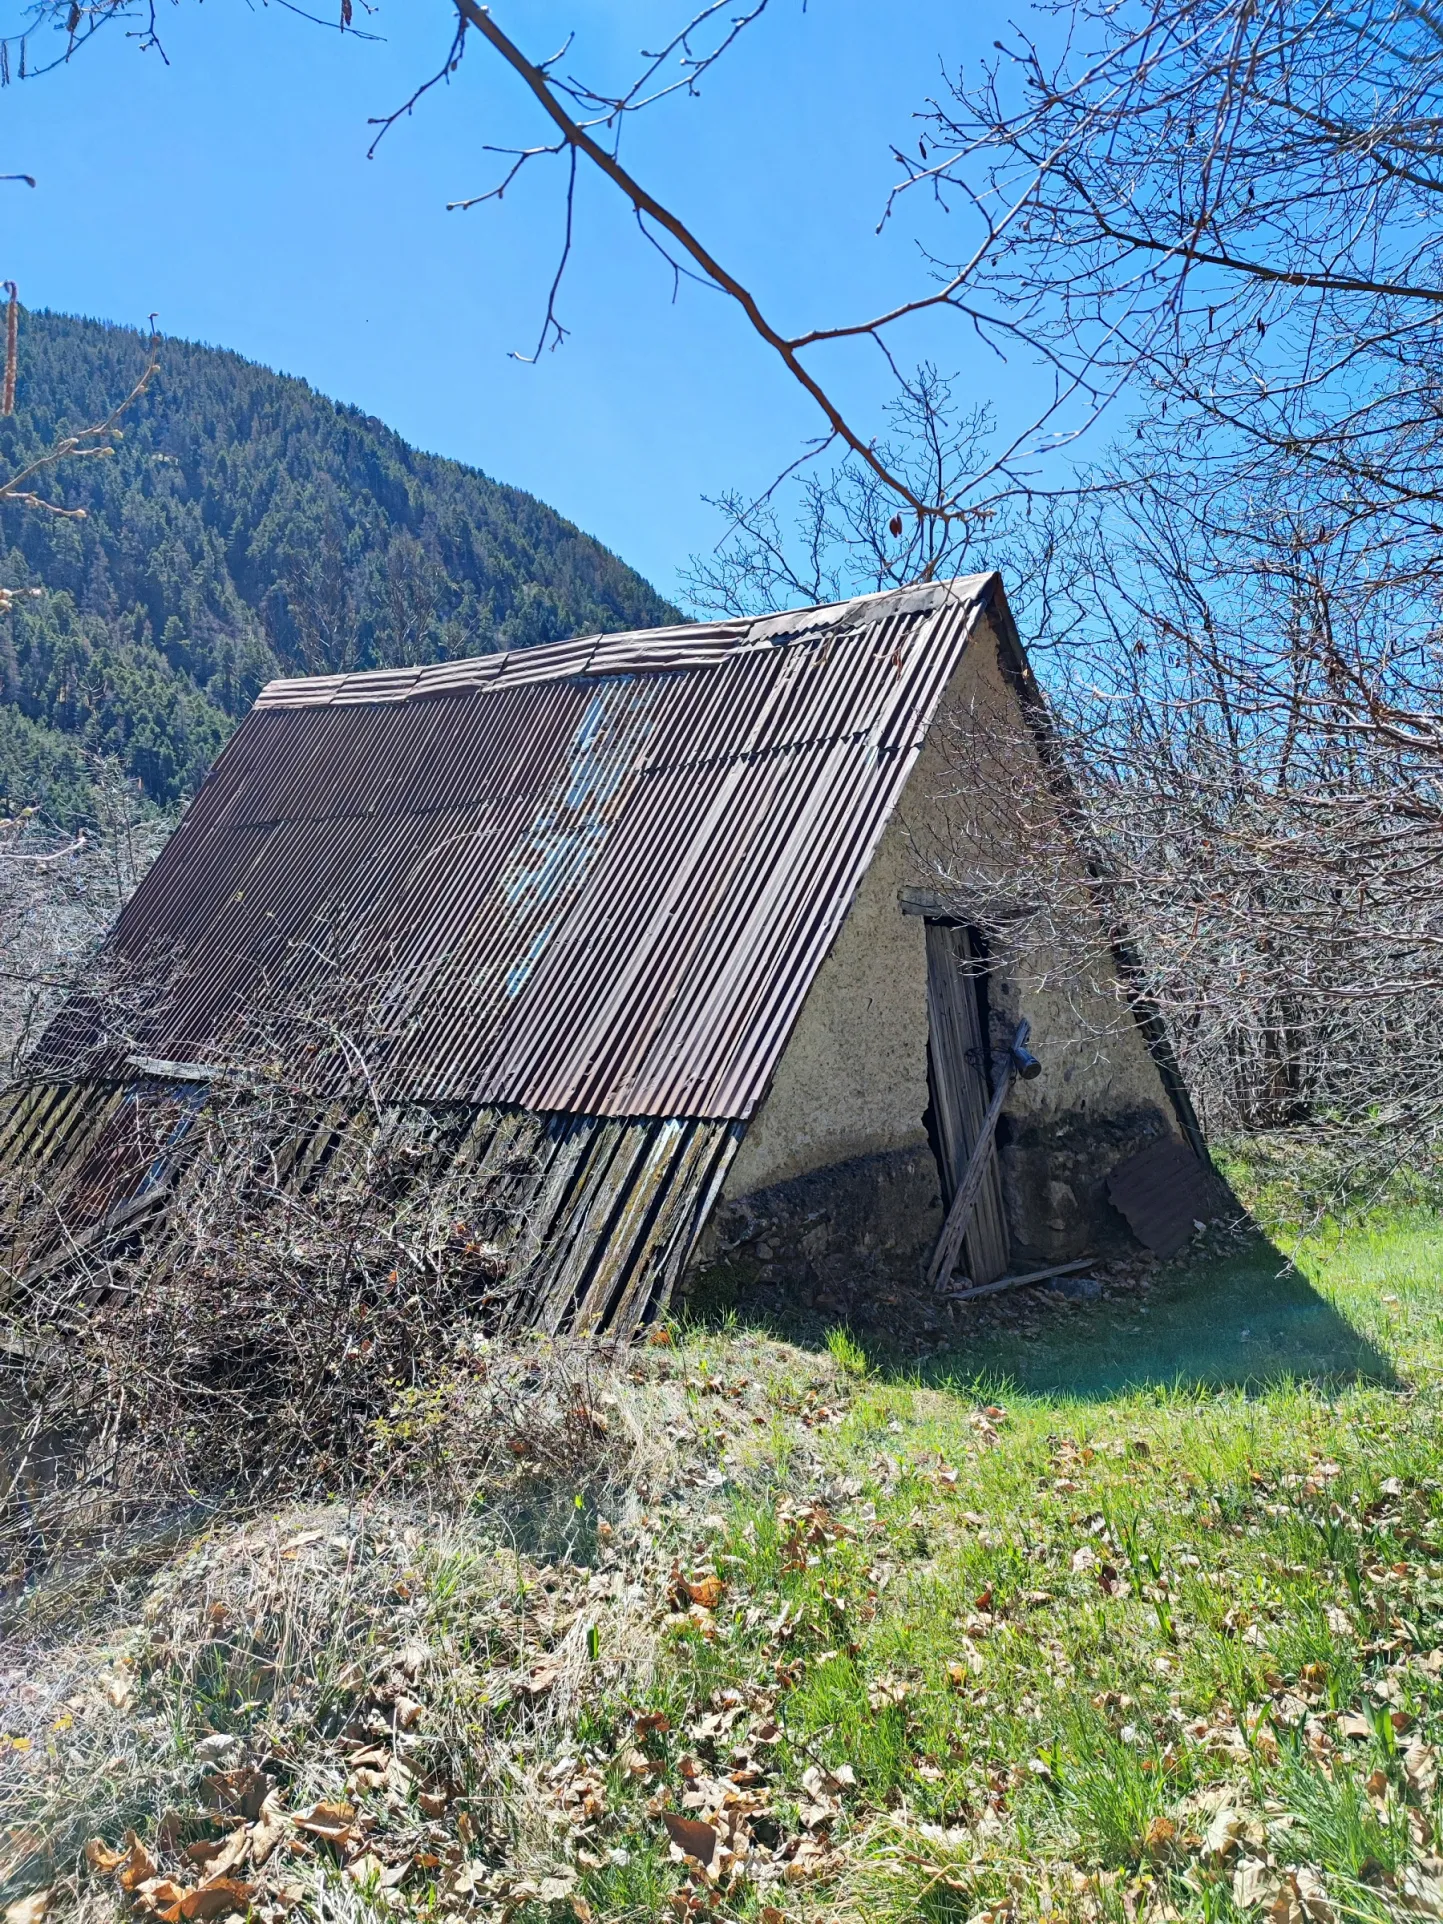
39;575;997;1121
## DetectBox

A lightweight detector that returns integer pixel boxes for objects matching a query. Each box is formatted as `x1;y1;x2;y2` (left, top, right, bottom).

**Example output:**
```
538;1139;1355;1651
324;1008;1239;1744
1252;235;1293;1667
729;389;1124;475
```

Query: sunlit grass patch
9;1197;1443;1924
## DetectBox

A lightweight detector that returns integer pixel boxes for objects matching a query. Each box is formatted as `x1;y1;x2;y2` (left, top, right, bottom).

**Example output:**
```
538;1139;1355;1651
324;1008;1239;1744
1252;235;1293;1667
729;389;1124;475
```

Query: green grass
923;1216;1440;1397
11;1184;1443;1924
636;1197;1443;1923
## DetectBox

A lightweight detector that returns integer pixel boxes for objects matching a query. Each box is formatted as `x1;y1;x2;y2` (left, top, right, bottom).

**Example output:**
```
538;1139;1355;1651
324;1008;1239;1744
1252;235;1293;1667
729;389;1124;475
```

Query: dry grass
7;1203;1443;1924
0;1328;852;1922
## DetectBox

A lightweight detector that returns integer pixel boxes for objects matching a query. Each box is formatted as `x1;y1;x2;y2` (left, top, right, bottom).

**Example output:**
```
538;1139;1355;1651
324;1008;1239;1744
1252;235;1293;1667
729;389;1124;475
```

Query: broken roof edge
252;573;999;712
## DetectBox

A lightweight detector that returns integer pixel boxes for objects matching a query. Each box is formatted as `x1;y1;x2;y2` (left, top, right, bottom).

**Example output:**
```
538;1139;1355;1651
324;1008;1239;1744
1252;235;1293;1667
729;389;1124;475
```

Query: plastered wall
721;763;934;1199
716;609;1186;1268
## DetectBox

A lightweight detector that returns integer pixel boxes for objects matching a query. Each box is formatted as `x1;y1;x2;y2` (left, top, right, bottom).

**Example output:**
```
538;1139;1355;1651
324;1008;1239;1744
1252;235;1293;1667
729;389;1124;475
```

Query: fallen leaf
85;1840;127;1875
801;1763;853;1797
130;1876;189;1920
1204;1808;1245;1862
248;1792;291;1867
181;1833;247;1879
1144;1816;1177;1858
1233;1858;1275;1909
4;1891;51;1924
1406;1743;1439;1798
178;1880;256;1921
1400;1864;1443;1917
1292;1868;1333;1924
116;1833;160;1892
671;1566;725;1611
202;1768;273;1823
101;1669;135;1710
294;1801;358;1849
662;1813;720;1872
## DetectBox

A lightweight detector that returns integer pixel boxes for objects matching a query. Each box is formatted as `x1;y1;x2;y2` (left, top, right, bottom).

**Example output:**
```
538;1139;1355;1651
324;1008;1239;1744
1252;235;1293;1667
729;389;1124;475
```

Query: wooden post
925;1062;1013;1291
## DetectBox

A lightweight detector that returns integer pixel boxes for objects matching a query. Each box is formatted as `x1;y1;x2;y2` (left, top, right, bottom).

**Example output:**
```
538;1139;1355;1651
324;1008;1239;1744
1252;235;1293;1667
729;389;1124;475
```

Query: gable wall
696;610;1188;1299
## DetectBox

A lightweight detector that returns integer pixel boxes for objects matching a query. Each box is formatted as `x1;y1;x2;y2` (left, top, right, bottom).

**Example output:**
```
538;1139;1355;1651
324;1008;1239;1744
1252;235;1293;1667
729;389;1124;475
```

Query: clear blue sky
1;0;1051;605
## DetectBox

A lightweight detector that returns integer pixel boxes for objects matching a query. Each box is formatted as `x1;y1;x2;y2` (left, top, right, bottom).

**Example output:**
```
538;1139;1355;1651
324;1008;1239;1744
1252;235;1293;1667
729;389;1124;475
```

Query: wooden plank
953;928;1010;1281
925;1065;1013;1291
526;1119;648;1333
925;924;1009;1285
614;1120;741;1335
570;1118;689;1336
460;1108;552;1277
944;1258;1094;1303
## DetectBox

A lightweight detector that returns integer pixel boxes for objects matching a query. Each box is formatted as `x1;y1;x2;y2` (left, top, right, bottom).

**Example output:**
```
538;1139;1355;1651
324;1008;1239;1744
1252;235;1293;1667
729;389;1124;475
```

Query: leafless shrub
0;923;666;1623
0;772;168;1073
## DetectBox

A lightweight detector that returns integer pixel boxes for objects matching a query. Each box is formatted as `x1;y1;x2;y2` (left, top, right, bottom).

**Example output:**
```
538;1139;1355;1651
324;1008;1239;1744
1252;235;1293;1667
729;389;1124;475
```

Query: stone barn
0;574;1209;1334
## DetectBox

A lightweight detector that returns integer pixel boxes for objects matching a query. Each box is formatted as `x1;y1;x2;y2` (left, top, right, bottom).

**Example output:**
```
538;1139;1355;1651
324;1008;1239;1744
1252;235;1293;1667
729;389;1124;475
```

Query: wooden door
925;921;1011;1286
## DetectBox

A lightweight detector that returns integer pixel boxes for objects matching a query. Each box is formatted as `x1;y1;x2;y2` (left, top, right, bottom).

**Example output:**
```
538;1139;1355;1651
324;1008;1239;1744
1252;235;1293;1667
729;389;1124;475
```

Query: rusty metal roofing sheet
44;575;997;1121
1105;1137;1218;1258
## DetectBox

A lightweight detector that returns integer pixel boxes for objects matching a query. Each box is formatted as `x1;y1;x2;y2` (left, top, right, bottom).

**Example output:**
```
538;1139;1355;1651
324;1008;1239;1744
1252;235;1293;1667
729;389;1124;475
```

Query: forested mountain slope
0;310;679;825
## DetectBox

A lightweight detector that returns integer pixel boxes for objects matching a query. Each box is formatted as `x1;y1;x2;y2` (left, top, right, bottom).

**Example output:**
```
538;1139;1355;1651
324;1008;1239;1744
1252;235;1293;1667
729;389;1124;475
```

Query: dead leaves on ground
54;1358;1443;1924
670;1564;725;1613
2;1894;52;1924
87;1831;259;1924
652;1716;846;1895
86;1770;461;1921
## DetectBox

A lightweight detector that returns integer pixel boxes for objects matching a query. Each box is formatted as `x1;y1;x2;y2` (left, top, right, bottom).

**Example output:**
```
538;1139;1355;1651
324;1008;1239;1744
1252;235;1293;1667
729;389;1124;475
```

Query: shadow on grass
924;1230;1398;1400
685;1227;1399;1400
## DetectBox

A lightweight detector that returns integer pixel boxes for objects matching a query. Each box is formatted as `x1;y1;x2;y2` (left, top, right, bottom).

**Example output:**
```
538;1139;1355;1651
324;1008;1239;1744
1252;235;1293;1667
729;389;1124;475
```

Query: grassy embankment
5;1164;1443;1924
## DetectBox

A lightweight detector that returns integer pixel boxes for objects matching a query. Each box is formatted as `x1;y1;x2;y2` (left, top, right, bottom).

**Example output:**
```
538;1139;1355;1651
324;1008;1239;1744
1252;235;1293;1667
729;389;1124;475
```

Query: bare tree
0;314;158;538
14;0;1443;1194
0;318;168;1058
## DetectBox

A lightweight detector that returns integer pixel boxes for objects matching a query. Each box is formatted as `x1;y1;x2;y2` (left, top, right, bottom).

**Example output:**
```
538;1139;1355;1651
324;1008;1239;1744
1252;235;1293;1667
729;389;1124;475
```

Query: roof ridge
253;574;996;712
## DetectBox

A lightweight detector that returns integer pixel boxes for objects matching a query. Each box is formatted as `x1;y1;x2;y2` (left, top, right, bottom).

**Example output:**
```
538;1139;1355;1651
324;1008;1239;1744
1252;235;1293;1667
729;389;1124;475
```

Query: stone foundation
686;1103;1231;1308
687;1143;942;1300
1000;1103;1209;1266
